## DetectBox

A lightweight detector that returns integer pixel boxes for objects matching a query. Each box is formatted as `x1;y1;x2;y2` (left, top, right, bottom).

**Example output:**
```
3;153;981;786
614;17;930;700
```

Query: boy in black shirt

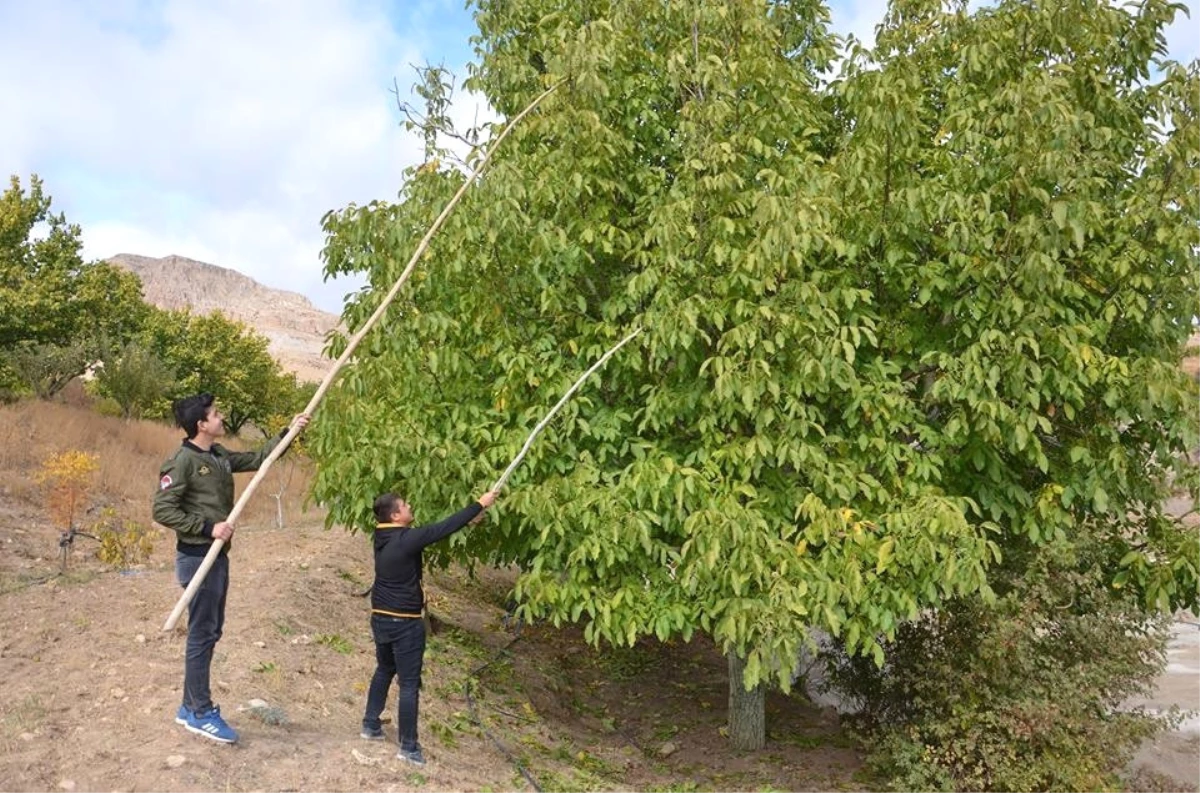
361;489;498;765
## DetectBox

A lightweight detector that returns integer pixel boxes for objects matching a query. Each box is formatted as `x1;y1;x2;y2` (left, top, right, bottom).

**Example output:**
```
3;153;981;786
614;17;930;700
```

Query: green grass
335;567;364;586
315;634;353;654
773;729;857;750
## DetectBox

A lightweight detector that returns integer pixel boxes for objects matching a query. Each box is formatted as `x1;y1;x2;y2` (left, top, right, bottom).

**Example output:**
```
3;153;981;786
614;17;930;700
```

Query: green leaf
1052;202;1068;229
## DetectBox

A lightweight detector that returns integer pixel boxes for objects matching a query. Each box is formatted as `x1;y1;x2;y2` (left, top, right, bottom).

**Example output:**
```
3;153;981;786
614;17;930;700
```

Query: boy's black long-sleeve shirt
371;502;483;616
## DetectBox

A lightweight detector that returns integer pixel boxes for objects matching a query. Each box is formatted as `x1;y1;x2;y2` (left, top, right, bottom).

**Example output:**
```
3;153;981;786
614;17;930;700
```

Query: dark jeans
363;615;426;750
176;551;229;712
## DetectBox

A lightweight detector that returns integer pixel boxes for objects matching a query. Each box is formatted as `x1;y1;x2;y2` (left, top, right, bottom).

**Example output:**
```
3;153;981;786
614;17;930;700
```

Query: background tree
259;375;317;528
140;306;288;432
259;371;316;439
93;339;177;419
2;339;95;399
0;174;148;395
308;0;1198;768
35;449;99;531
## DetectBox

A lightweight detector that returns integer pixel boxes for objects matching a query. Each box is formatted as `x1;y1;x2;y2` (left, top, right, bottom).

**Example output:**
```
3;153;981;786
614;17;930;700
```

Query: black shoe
397;745;425;766
360;726;385;740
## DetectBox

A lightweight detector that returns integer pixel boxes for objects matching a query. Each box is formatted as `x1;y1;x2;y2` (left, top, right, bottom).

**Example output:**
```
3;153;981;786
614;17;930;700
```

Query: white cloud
829;0;889;49
0;0;478;314
2;0;1193;320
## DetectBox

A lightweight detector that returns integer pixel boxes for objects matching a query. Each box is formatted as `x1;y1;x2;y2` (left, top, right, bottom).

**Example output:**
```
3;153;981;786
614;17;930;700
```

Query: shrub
91;396;125;419
826;539;1173;792
92;507;157;568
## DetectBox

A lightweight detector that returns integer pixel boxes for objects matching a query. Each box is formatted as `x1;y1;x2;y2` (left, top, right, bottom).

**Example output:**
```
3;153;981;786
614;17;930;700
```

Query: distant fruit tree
0;174;147;397
134;306;297;433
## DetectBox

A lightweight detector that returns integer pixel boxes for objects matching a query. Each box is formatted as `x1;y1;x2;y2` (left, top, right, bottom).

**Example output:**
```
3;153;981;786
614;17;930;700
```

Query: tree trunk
727;649;765;751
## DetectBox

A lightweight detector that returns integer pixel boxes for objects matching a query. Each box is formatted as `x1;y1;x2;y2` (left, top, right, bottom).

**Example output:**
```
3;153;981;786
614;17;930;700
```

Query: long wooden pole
163;82;561;631
490;327;641;492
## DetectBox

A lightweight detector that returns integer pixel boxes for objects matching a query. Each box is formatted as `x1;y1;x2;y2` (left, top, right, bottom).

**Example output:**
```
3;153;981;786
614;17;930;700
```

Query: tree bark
727;649;765;751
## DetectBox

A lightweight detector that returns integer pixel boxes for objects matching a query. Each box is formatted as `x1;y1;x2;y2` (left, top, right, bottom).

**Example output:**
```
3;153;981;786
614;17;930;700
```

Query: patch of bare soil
0;508;866;793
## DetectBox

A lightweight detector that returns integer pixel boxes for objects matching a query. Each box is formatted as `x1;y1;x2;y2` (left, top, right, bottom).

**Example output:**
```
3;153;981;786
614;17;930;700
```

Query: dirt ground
1;393;1197;792
0;504;866;793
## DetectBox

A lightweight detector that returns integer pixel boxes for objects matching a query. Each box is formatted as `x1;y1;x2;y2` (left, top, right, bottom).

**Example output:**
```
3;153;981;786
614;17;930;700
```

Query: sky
2;0;1196;315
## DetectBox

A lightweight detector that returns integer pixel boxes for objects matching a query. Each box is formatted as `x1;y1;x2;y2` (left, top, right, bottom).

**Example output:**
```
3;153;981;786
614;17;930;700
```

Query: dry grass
0;398;319;530
1184;332;1200;379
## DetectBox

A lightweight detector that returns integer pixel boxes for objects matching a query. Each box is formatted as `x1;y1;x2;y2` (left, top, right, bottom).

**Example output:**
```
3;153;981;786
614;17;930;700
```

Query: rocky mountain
108;253;339;383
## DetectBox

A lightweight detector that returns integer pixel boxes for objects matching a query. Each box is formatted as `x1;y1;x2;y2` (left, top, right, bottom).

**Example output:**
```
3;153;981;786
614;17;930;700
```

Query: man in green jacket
153;392;308;744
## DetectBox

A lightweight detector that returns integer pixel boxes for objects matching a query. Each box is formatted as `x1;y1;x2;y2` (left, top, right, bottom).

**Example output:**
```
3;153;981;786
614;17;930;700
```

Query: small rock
135;634;146;644
217;680;231;691
247;698;269;710
19;732;34;742
59;781;75;791
351;748;378;766
166;755;186;769
253;641;266;648
659;741;677;757
110;688;126;699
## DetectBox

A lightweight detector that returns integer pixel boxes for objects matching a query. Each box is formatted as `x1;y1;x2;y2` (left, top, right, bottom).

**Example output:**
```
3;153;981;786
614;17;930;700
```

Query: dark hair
373;493;400;523
173;393;215;439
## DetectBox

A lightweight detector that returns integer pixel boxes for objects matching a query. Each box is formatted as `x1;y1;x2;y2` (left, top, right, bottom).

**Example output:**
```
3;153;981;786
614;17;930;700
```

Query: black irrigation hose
0;530;105;595
0;563;122;596
464;621;542;792
0;571;61;595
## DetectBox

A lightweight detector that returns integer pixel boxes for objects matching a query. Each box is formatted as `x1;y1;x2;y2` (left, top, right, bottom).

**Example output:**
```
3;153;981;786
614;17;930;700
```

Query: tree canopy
309;0;1199;750
0;174;147;394
136;306;294;433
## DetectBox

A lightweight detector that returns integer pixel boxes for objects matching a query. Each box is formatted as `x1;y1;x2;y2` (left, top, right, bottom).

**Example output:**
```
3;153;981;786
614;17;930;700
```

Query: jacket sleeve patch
160;474;173;490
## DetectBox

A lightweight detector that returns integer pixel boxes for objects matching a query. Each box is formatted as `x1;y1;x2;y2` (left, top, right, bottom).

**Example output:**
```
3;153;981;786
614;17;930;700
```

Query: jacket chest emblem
198;465;211;476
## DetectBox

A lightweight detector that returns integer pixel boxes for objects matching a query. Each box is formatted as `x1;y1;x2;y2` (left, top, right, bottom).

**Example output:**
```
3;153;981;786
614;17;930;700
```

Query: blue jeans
176;551;229;712
363;615;426;750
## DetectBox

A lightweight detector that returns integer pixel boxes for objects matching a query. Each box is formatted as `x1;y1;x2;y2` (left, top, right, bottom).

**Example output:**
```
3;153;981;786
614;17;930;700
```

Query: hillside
108;254;339;384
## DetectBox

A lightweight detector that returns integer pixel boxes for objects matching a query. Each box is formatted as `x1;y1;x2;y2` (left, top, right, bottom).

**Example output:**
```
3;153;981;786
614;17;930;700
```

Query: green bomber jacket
152;434;285;552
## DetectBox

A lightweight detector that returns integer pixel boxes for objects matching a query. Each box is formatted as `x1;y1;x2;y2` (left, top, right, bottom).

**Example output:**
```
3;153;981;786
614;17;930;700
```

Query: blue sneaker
185;705;238;744
397;744;425;766
174;704;192;726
